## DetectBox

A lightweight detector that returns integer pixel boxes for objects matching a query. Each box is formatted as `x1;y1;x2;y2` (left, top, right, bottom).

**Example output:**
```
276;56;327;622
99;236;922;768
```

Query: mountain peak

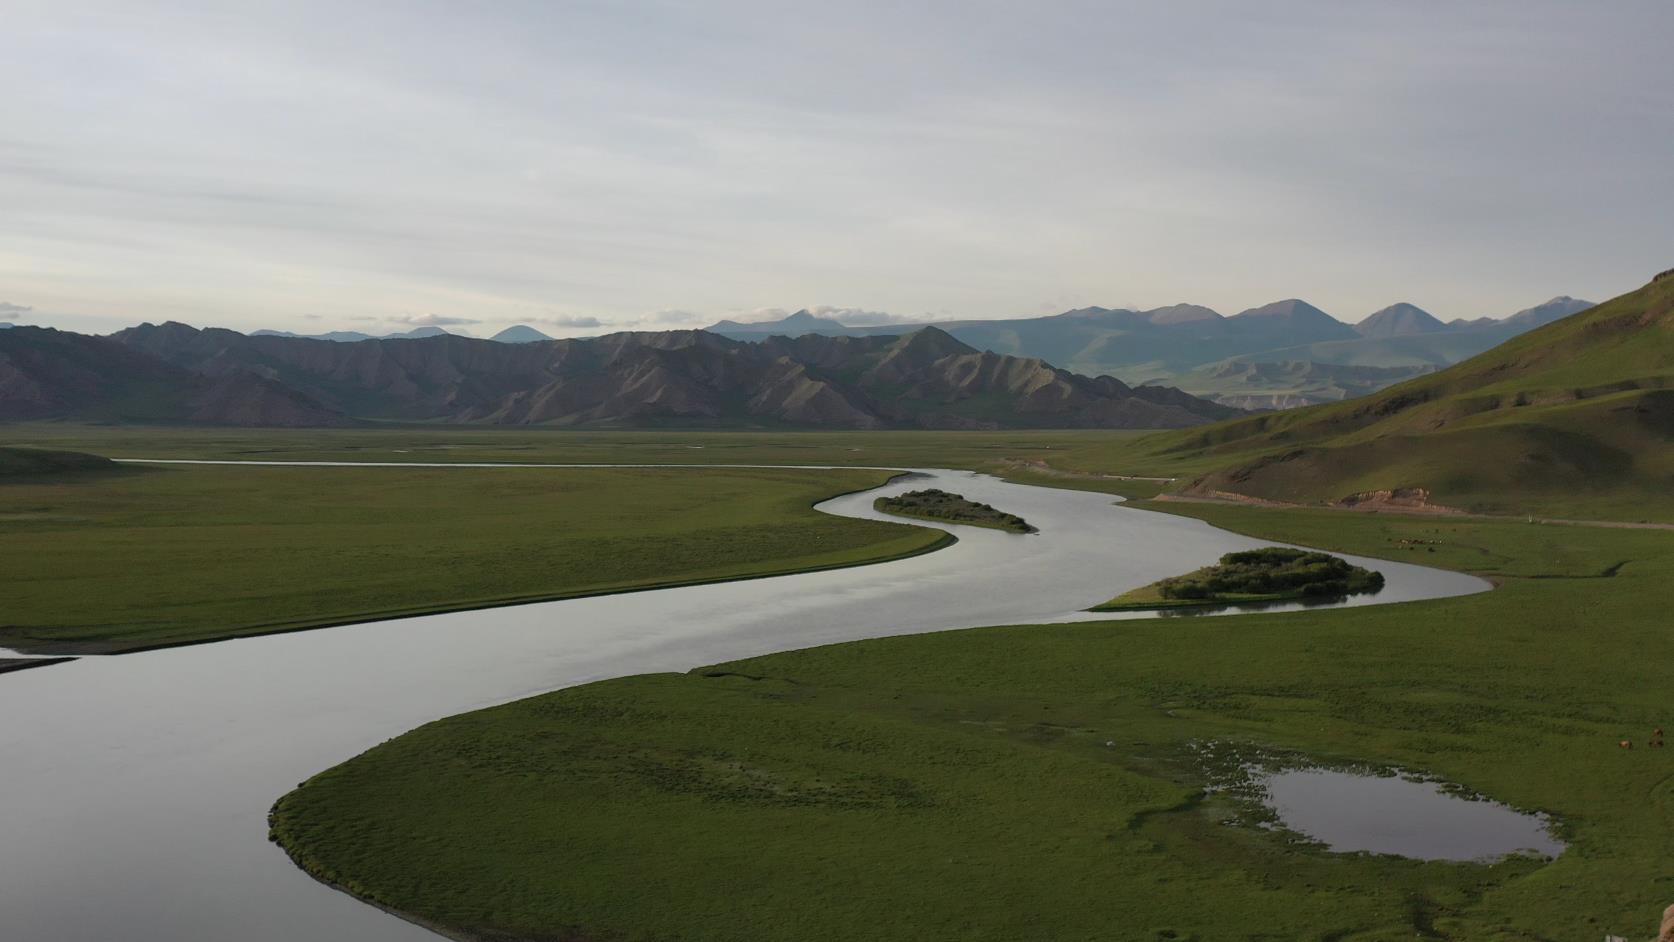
398;326;451;339
706;309;850;336
888;325;975;358
1356;302;1446;338
1144;303;1223;325
1501;296;1594;328
2;320;1235;429
490;325;554;344
1232;299;1332;321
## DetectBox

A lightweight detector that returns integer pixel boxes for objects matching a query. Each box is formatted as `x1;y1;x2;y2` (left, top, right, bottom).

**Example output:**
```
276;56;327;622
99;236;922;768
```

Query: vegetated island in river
874;488;1036;533
1092;547;1384;611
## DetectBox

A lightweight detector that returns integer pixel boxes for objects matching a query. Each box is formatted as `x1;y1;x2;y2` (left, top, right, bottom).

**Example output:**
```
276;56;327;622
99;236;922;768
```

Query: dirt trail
997;458;1174;483
1149;491;1674;532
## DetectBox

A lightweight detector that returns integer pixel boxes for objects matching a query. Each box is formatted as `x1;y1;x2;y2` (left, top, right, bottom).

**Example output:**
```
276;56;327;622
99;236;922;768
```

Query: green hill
1123;269;1674;521
1156;358;1435;409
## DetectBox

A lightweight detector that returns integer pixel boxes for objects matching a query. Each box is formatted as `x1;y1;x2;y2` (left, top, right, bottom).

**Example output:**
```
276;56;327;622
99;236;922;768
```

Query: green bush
1157;548;1382;601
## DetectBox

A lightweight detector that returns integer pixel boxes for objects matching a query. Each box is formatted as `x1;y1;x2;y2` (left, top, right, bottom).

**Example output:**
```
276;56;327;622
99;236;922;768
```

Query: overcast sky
4;1;1672;336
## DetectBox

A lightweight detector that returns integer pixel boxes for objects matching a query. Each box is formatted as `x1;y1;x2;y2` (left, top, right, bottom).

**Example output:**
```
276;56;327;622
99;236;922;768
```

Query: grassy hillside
0;464;945;654
271;505;1674;942
1160;358;1434;409
1117;271;1674;520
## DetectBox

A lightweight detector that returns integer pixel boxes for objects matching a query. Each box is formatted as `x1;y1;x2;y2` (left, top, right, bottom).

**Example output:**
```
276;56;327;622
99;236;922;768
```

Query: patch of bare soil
1334;488;1468;515
998;457;1173;483
1153;488;1674;532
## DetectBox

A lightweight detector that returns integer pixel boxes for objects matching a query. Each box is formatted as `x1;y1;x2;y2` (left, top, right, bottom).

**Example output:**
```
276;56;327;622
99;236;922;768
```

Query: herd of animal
1618;728;1666;750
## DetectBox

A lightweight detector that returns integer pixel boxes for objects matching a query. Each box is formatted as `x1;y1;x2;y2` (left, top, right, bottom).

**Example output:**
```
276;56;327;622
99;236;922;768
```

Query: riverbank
0;658;76;675
269;500;1674;941
29;465;1463;942
0;464;948;655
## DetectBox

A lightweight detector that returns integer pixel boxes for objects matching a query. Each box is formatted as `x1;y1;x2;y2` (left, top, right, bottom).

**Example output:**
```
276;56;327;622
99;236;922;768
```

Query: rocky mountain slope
707;296;1594;406
0;326;349;426
2;323;1237;429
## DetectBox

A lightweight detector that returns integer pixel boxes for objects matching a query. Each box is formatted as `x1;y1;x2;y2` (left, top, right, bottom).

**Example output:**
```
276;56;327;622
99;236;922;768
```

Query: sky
4;1;1672;337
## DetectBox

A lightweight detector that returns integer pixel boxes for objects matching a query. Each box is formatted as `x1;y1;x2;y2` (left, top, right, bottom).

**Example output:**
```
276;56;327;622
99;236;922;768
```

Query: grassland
270;499;1674;942
0;462;946;654
874;488;1036;533
0;445;120;477
0;424;1150;470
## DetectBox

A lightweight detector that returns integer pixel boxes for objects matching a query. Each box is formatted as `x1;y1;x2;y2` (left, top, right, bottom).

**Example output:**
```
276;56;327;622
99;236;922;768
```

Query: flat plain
0;458;943;653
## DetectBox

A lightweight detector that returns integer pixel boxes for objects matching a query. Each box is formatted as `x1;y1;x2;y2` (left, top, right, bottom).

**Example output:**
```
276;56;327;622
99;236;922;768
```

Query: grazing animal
1619;740;1634;750
1660;902;1674;942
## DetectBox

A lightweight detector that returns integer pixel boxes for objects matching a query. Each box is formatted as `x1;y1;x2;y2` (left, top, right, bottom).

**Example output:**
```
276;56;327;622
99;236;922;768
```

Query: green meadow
0;423;1148;470
0;460;944;654
270;501;1674;942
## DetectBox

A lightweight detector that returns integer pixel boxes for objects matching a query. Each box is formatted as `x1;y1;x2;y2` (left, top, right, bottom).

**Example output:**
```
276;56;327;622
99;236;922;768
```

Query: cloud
0;301;32;321
734;305;926;326
7;4;1669;325
535;314;603;328
806;305;921;326
394;313;480;327
648;309;701;324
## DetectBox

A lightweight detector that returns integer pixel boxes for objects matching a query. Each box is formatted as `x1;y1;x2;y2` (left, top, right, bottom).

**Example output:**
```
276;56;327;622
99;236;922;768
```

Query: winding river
0;467;1487;941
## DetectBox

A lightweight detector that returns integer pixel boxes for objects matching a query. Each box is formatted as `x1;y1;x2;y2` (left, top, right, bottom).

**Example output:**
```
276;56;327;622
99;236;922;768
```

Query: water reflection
1152;591;1375;618
0;467;1493;941
1254;766;1564;862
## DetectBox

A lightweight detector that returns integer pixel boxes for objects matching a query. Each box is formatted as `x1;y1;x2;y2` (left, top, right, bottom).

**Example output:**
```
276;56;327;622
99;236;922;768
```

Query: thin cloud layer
537;315;603;329
807;306;923;326
4;2;1672;335
0;302;31;321
732;305;930;326
395;314;480;327
648;310;702;324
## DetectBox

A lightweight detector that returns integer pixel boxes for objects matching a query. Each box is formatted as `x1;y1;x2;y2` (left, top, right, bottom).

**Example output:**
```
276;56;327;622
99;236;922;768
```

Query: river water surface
0;466;1487;941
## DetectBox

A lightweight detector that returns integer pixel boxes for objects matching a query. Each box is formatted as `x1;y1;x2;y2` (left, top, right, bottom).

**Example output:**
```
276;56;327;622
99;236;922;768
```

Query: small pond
1255;766;1564;862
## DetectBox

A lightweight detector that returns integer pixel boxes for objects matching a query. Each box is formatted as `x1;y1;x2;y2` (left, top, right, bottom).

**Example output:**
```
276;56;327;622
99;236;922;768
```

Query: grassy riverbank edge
871;499;1036;534
1087;585;1306;612
98;531;960;658
2;470;954;658
0;657;77;675
267;490;1674;940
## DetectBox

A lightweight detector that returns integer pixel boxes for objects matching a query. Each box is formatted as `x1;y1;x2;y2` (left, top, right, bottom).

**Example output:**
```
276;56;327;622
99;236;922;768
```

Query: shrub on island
874;488;1035;533
1095;547;1384;611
